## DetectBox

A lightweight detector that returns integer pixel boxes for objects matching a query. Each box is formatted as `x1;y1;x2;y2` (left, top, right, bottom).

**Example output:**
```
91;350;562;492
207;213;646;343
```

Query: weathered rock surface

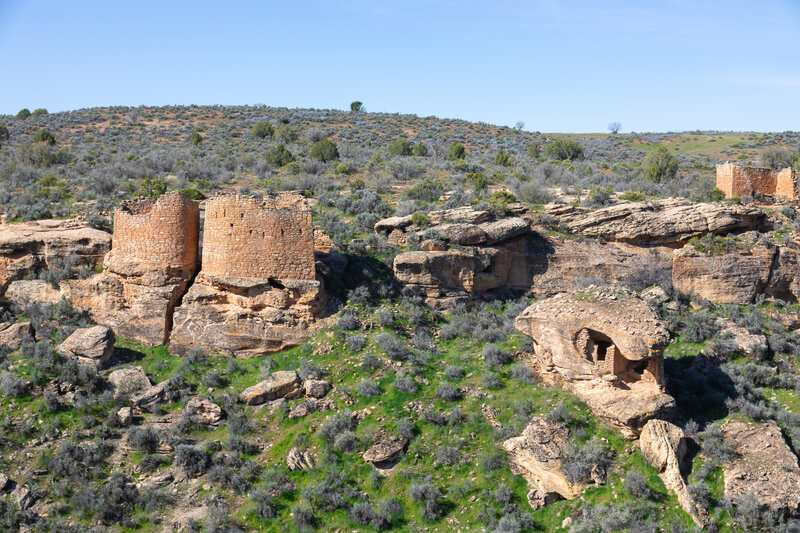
714;318;769;359
546;200;767;246
0;218;111;295
288;397;335;419
514;288;674;436
722;419;800;516
170;274;325;357
116;406;133;426
304;379;331;398
640;419;707;527
672;240;775;304
287;447;315;471
0;321;31;351
363;434;409;465
130;380;170;412
5;279;66;305
108;366;152;398
502;417;593;509
239;371;302;405
183;397;225;425
55;325;115;368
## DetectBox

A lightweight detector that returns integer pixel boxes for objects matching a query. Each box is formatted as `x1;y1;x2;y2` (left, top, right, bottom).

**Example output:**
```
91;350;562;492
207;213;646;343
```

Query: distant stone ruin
716;162;798;199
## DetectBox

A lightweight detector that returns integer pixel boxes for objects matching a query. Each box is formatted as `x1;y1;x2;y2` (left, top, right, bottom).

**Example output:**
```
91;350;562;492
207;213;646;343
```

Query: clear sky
0;0;798;132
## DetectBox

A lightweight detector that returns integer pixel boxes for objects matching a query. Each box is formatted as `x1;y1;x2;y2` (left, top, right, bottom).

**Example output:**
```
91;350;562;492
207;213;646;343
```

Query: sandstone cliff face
169;274;325;357
545;200;767;246
722;419;800;516
514;288;675;436
0;219;111;295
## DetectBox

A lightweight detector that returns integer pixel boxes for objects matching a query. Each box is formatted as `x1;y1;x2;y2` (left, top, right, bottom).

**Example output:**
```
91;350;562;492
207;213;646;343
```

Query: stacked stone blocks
716;162;798;199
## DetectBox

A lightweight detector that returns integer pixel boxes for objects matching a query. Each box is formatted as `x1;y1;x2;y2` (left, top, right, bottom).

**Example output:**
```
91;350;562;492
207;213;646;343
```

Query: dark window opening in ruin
281;228;284;237
596;340;610;361
240;213;244;219
230;223;234;228
631;360;648;375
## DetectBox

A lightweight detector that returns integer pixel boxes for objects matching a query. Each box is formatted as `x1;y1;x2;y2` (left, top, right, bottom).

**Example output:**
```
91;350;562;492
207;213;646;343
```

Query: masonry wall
716;162;798;199
112;192;200;271
202;193;315;281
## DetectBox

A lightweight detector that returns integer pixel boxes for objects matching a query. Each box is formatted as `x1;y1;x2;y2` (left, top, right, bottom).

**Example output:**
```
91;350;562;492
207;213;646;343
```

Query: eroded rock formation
169;193;325;357
514;287;675;436
0;218;111;295
545;199;767;246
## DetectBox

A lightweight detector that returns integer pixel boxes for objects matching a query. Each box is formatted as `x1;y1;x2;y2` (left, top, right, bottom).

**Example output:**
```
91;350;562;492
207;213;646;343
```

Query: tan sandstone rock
108;366;152;399
55;325;115;368
183;397;225;425
514;288;675;436
363;434;409;466
721;419;800;516
239;371;302;405
640;419;707;527
0;218;111;295
546;199;766;246
0;321;31;351
5;279;66;305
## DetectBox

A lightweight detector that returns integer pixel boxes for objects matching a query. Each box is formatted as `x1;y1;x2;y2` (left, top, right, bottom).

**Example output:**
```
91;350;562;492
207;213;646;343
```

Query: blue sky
0;0;798;132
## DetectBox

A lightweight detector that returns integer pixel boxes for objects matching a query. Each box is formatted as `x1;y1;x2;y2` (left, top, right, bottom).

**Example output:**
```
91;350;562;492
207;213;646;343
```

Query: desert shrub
349;501;391;530
264;144;295;167
404;179;444;203
32;108;48;116
561;437;613;484
387;137;412;157
33;129;56;146
444;365;464;379
547;401;573;425
397;418;416;440
494;149;511;166
0;372;27;398
320;410;357;443
127;427;160;453
681;311;720;342
423;409;447;426
16;108;31;120
480;449;506;471
515;180;553;204
338;310;360;331
413;143;429;156
439;324;457;341
357;379;381;397
435;446;461;466
346;334;366;352
687;480;712;508
298;358;324;380
190;131;202;146
447;141;466;161
510;363;535;384
0;498;19;531
293;505;316;531
545;139;583;160
174;445;210;476
436;383;462;402
408;479;443;521
761;146;797;170
483;344;511;367
310;138;339;162
526;142;540;159
376;333;410;361
624;470;653;499
700;424;735;463
584;185;614;207
393;375;418;394
482;371;502;389
140;454;169;472
251;120;274;139
643;145;679;182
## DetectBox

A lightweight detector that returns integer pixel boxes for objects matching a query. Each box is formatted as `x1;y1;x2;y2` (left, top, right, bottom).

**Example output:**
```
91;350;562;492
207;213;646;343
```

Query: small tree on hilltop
191;131;203;146
494;148;511;166
447;141;466;161
251;120;274;139
608;121;622;134
265;144;295;167
33;129;56;146
310;138;339;162
350;101;364;112
643;145;679;183
138;175;167;201
32;108;48;117
16;108;30;120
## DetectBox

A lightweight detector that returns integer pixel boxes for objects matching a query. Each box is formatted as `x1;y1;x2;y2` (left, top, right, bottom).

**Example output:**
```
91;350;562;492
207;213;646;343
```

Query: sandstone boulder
239;371;302;405
55;325;115;368
363;434;409;465
0;322;31;351
0;218;111;295
304;379;331;398
428;206;491;225
374;215;414;234
514;287;674;436
169;274;325;357
435;223;488;245
714;318;769;360
480;217;531;244
5;279;66;305
183;397;225;425
287;447;315;471
393;250;480;308
672;240;775;304
765;246;800;302
130;380;170;411
503;417;590;509
108;366;152;398
722;419;800;516
116;406;133;427
640;420;707;527
546;200;767;246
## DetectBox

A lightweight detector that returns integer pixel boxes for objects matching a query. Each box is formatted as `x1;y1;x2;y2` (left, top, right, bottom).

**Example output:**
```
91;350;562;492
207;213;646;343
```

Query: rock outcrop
640;419;707;527
69;192;200;345
183;397;225;426
238;370;302;405
170;193;325;357
721;419;800;516
0;321;31;351
108;366;152;399
502;417;596;509
0;218;111;295
514;287;675;437
545;200;767;246
55;325;115;368
363;434;410;467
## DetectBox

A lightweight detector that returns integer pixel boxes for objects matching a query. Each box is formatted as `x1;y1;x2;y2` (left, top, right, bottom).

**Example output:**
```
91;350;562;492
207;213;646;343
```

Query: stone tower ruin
716;162;798;199
169;192;324;357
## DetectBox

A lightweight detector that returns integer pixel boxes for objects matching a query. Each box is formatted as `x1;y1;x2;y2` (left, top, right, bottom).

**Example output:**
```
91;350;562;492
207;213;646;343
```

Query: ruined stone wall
112;192;200;271
202;193;315;281
776;167;798;198
716;162;798;199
